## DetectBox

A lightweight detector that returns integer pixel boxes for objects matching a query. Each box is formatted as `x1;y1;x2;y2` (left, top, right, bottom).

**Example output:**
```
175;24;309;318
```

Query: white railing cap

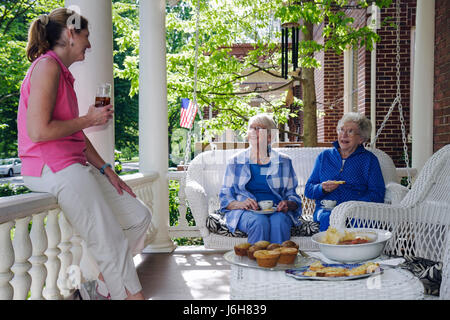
0;192;58;224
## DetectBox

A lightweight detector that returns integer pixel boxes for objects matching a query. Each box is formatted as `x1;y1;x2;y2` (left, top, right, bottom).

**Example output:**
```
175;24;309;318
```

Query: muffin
277;247;298;264
253;240;270;249
266;243;281;251
234;242;251;256
281;240;299;249
253;250;281;268
247;245;262;260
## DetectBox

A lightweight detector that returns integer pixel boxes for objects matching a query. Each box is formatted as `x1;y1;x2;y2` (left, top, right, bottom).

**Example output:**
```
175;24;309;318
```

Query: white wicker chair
185;147;405;250
330;144;450;299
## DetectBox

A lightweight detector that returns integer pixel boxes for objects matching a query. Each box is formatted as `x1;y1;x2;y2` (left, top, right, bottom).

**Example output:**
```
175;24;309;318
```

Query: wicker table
229;257;424;300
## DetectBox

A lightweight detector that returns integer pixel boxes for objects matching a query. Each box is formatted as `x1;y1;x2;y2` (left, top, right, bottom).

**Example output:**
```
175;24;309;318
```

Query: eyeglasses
337;127;360;136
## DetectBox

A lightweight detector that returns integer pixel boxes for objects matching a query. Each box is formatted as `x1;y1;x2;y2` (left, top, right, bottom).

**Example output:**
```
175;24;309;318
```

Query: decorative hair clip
39;14;49;26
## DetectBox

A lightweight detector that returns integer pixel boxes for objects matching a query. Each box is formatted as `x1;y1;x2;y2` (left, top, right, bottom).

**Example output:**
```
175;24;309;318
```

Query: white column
65;0;115;165
412;0;435;172
367;3;380;145
139;0;176;252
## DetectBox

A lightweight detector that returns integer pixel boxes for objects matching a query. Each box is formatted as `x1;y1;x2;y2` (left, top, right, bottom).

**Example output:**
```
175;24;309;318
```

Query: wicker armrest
185;180;210;238
385;182;409;204
329;200;403;229
440;232;450;300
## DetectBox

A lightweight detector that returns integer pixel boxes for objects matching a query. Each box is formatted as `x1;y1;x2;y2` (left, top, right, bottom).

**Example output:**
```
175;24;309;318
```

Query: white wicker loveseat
330;144;450;299
185;146;406;250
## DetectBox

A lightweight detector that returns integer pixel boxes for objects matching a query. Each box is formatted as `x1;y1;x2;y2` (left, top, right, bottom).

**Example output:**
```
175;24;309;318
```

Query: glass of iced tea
95;83;111;107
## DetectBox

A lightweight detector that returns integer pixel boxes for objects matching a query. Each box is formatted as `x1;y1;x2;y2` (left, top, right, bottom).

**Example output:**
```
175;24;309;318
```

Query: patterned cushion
290;219;320;237
398;256;443;296
206;211;320;238
206;211;247;237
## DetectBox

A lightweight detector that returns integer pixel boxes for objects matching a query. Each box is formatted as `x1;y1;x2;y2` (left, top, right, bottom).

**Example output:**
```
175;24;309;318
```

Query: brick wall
313;20;344;144
434;0;450;152
314;7;367;145
312;1;416;166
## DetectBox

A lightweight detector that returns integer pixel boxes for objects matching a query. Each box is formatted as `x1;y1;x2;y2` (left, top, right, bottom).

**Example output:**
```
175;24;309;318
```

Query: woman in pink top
18;8;151;300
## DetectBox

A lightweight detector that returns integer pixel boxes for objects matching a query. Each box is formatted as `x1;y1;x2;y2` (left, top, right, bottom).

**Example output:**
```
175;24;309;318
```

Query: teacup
320;200;337;209
258;200;273;210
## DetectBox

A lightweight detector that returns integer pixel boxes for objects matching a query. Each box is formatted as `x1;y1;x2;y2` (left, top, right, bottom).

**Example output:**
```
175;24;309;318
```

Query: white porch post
65;0;115;165
139;0;176;252
412;0;435;172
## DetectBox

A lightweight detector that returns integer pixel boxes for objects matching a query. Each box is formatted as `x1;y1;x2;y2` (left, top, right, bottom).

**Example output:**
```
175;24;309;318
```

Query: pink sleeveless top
17;50;87;177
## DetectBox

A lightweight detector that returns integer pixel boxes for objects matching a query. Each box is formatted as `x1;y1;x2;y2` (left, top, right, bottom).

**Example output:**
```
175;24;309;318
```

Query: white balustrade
29;212;48;300
11;216;32;300
43;209;62;300
58;212;73;297
0;221;15;300
167;170;201;238
0;173;158;300
69;232;83;286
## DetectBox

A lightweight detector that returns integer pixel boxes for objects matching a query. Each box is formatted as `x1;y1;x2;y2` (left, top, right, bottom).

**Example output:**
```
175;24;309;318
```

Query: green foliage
112;0;140;154
0;183;30;197
169;178;203;246
0;0;64;158
168;179;196;227
115;0;393;150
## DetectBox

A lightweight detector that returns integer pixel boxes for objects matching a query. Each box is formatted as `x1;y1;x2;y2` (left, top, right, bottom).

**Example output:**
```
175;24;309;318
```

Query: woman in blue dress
219;114;302;244
305;112;386;231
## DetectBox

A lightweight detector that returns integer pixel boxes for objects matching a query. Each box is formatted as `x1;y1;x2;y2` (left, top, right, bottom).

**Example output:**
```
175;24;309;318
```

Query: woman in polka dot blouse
305;112;386;231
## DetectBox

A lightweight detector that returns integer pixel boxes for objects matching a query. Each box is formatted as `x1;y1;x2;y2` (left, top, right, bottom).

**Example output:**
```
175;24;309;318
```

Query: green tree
117;0;392;148
112;0;140;155
0;0;63;157
113;0;193;166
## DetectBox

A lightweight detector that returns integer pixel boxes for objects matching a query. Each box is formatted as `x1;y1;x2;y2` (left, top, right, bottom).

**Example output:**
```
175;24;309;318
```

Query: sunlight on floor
181;270;230;300
135;247;231;300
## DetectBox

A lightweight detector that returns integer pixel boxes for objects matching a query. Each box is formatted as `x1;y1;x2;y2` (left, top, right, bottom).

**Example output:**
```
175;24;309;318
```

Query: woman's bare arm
26;57;113;142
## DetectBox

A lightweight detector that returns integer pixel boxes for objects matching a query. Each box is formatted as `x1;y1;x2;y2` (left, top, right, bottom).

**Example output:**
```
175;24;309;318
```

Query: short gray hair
337;112;372;141
247;113;278;140
248;113;277;130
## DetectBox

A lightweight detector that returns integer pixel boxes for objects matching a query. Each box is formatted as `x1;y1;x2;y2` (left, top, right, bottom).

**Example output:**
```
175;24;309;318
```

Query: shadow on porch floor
135;246;231;300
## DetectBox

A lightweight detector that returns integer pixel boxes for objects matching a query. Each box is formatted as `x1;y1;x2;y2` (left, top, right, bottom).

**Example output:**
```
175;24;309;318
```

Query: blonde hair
26;8;88;62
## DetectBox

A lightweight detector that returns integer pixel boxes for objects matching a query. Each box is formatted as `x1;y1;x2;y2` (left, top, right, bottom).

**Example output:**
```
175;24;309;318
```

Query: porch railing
0;172;158;300
167;170;200;238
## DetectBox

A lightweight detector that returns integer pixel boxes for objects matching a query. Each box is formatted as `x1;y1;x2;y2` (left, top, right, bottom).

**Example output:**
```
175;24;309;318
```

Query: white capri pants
24;163;152;300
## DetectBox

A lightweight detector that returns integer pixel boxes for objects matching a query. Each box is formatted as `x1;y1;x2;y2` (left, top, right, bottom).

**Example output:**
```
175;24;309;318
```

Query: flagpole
183;0;201;166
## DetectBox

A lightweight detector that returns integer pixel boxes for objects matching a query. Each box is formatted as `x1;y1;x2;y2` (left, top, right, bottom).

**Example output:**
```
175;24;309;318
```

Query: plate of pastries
285;260;382;281
224;240;315;270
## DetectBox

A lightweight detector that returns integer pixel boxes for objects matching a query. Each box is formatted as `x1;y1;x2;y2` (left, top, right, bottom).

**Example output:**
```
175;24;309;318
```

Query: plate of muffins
224;240;315;271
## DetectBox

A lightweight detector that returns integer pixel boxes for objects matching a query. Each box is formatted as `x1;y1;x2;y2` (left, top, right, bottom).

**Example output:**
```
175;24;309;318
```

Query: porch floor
135;246;231;300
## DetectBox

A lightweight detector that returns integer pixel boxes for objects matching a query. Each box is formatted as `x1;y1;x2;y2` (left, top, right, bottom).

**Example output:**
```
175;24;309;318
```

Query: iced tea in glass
95;83;111;107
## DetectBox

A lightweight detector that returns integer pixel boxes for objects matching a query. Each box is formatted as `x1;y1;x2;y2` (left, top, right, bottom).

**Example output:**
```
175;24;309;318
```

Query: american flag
180;98;198;129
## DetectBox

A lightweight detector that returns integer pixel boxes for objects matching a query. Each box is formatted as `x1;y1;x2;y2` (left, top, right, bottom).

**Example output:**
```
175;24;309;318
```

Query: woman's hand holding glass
86;104;113;126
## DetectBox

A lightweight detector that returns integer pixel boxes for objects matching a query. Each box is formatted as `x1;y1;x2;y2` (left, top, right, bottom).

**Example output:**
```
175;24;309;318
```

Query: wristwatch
99;163;112;175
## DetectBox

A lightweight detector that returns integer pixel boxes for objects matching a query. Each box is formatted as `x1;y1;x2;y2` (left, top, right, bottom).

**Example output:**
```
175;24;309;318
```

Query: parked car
0;158;22;177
